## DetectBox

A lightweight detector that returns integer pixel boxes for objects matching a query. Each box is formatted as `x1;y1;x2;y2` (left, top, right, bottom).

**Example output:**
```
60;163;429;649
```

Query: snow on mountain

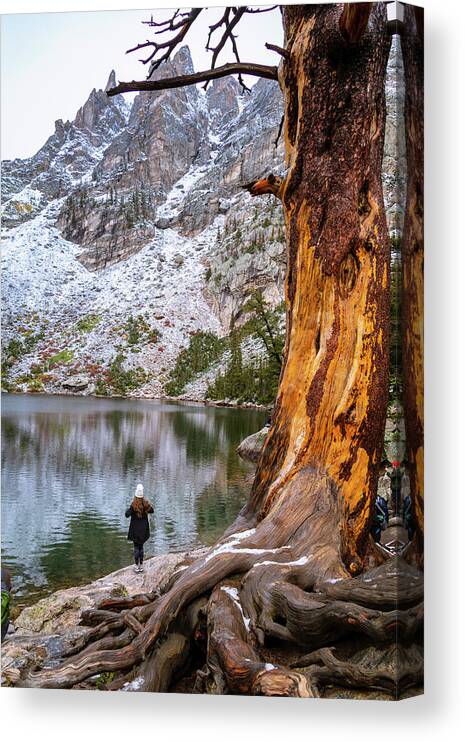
2;198;224;398
1;74;130;227
1;45;288;400
1;41;403;401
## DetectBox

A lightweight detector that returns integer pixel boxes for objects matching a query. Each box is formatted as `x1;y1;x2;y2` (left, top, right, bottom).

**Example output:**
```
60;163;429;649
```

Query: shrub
165;331;225;396
27;378;44;393
1;331;45;380
95;672;115;690
47;349;74;368
76;314;101;333
96;354;148;397
124;315;158;346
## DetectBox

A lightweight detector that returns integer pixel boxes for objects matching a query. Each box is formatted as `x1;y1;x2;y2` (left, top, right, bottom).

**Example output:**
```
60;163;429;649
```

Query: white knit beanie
135;483;144;499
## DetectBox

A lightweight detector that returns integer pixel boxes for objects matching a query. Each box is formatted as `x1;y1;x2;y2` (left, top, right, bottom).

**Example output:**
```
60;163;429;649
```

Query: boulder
154;217;173;230
237;425;270;464
61;374;90;391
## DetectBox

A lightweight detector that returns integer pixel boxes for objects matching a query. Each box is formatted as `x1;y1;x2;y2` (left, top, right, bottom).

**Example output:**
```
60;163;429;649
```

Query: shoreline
1;389;271;412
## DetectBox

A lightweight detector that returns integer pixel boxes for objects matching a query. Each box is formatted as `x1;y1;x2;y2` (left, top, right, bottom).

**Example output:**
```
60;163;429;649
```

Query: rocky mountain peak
73;77;126;135
105;69;117;93
207;76;242;127
148;45;194;81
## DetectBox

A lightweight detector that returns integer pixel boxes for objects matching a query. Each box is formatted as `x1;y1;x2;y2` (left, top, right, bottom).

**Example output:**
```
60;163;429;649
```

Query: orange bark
247;3;391;573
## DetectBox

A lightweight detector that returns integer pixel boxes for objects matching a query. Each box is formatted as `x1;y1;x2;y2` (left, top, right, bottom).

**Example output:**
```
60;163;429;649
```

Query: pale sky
1;5;283;161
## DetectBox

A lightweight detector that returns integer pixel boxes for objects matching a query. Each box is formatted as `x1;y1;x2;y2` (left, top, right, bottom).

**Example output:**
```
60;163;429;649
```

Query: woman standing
125;483;154;573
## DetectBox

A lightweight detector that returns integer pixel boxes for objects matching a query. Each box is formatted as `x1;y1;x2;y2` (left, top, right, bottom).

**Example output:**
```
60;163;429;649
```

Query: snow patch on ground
1;199;224;396
121;676;145;691
220;585;251;631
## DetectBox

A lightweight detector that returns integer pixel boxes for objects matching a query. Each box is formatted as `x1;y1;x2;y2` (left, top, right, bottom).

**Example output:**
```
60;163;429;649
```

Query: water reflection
1;394;265;608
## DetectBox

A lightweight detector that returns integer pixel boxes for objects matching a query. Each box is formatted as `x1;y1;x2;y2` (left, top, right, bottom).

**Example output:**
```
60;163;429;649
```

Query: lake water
1;394;265;609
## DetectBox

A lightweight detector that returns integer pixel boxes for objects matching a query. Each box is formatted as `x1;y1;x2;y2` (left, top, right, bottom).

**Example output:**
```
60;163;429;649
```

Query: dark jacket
125;502;154;544
374;495;389;530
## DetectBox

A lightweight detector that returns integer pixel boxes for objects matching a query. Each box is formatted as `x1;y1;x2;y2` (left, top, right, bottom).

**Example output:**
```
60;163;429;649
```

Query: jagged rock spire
105;70;117;94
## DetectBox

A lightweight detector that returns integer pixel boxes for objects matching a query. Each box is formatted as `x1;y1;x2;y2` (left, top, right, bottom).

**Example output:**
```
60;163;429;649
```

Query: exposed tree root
205;582;312;696
97;591;160;612
291;644;423;698
18;520;422;697
18;465;423;695
243;578;422;649
135;598;207;693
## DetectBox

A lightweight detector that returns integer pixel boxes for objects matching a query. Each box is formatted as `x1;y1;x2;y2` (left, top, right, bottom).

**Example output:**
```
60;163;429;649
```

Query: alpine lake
1;393;266;610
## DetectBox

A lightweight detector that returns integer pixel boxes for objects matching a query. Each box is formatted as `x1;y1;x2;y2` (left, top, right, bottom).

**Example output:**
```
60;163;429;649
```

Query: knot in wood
338;252;358;296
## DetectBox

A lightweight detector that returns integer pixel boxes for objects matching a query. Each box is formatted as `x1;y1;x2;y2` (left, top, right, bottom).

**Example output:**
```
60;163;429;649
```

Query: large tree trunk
401;5;424;547
246;3;391;577
19;4;422;698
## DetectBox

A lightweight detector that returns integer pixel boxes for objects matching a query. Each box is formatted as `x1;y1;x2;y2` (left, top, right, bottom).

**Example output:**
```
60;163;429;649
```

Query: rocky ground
1;547;207;688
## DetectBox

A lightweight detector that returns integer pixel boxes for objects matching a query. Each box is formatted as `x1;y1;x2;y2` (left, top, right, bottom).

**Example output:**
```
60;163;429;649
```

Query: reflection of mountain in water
1;394;264;606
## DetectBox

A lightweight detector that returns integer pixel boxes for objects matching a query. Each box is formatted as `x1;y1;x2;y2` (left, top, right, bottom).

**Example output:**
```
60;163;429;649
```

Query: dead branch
124;6;281;93
142;10;192;33
244;6;279;14
265;42;290;60
107;62;278;97
209;8;246;69
127;8;202;68
242;173;284;199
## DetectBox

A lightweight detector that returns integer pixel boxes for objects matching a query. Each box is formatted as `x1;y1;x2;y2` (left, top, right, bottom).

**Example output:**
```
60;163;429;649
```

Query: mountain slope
1;41;404;401
1;47;286;398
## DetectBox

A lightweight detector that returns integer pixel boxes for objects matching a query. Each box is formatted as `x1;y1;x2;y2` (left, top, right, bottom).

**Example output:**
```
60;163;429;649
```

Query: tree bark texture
401;5;424;544
247;2;391;576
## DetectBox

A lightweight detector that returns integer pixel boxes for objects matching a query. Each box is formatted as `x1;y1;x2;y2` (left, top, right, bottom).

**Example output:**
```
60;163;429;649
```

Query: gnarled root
205;582;312;697
240;558;423;649
17;476;422;696
136;598;207;693
292;644;423;698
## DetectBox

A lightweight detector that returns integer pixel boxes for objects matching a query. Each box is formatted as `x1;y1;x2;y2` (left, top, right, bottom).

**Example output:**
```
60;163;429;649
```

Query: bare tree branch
107;62;279;97
203;7;251;90
127;8;202;68
244;5;279;13
125;6;281;93
205;8;231;54
142;10;191;33
265;42;289;60
209;7;246;69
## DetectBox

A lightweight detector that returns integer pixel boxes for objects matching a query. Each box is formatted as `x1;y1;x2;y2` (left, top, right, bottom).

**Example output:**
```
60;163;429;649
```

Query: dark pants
133;542;144;565
371;526;382;543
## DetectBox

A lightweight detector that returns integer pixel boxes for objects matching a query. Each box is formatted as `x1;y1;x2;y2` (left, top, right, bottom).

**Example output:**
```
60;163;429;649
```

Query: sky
1;5;283;161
